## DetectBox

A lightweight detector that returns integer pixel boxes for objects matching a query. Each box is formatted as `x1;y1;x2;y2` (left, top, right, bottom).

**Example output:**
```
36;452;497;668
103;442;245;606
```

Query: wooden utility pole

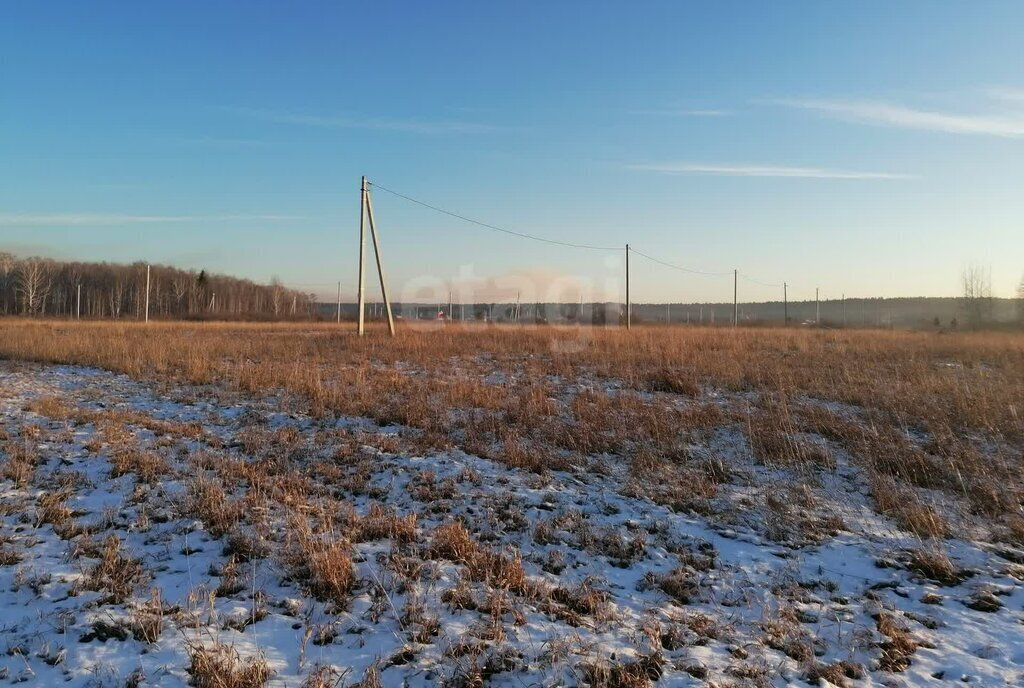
144;264;150;323
783;282;788;325
625;244;631;330
362;180;396;336
357;176;367;335
842;293;847;327
448;291;453;321
666;303;670;323
336;281;342;323
76;284;81;320
815;288;820;325
733;269;738;327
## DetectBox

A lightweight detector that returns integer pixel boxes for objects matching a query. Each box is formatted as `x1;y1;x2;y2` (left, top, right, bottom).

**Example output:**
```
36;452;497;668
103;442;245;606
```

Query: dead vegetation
187;640;272;688
0;321;1021;685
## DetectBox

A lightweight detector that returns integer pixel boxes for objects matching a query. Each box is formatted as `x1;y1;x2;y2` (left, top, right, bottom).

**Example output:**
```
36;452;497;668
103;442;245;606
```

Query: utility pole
144;264;150;323
357;176;367;335
666;302;670;324
336;281;342;323
76;284;81;320
362;179;396;336
733;269;738;327
448;291;453;322
842;293;847;327
815;288;820;326
625;244;631;330
783;282;788;325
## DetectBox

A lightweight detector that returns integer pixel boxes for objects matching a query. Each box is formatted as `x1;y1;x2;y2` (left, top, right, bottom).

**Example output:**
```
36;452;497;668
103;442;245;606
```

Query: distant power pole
76;284;81;320
336;282;342;323
783;282;788;325
625;244;631;330
144;264;150;323
815;288;820;325
733;269;738;327
666;302;671;324
448;291;453;321
842;293;847;327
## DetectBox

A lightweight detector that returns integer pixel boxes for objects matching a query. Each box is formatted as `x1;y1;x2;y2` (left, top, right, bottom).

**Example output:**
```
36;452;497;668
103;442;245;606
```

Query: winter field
0;320;1022;687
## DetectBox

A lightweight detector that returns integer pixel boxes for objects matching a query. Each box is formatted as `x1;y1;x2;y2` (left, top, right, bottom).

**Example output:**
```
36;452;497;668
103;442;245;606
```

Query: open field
1;320;1023;686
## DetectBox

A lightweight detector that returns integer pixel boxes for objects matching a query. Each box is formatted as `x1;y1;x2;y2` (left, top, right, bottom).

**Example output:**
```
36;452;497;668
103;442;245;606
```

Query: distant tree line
0;253;313;320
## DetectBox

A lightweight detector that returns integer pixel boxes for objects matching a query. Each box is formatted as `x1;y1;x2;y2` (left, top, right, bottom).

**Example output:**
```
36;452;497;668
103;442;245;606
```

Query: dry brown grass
869;475;949;539
875;612;919;672
428;522;528;593
280;516;356;609
73;535;147;604
1;320;1021;534
187;641;272;688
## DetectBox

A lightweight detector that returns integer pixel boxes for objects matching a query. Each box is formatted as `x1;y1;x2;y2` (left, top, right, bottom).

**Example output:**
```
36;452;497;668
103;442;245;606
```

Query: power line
367;181;621;251
368;179;802;296
738;273;782;288
628;246;733;277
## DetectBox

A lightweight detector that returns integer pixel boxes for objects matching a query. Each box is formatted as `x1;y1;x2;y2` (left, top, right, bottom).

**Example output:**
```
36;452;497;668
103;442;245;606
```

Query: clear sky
2;1;1022;304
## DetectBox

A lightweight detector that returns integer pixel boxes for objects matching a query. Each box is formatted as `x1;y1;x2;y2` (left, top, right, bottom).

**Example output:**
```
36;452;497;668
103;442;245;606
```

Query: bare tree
961;263;993;329
16;258;53;315
0;253;14;315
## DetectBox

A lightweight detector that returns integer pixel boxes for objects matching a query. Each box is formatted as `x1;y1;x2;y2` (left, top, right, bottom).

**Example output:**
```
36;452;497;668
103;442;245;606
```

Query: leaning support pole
357;177;367;336
363;184;396;337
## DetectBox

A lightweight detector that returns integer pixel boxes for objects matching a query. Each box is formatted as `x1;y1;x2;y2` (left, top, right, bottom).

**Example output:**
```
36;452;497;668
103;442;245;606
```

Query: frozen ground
0;361;1022;686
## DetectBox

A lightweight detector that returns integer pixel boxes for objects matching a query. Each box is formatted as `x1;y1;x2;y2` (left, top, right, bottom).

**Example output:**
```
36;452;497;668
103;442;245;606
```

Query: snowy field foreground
0;360;1023;687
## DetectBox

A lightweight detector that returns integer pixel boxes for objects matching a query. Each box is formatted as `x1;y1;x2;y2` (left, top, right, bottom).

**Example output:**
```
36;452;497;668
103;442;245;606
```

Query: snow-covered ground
0;361;1022;686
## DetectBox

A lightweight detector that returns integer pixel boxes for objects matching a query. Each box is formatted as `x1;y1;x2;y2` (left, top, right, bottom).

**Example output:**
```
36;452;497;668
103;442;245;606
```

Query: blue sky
2;1;1022;303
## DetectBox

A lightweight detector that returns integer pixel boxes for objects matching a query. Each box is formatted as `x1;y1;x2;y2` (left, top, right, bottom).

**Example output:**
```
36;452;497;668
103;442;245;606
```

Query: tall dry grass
2;319;1022;529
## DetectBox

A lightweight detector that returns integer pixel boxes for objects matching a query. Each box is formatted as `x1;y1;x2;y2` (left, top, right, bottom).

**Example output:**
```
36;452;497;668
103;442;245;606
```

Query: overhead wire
627;246;733;277
366;181;621;251
367;179;801;295
738;273;783;288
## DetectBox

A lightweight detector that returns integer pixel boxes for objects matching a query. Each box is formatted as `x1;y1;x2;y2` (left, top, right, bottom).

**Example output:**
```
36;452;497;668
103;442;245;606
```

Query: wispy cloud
0;213;305;227
985;86;1024;105
222;106;500;134
768;97;1024;138
628;162;914;180
631;108;733;117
